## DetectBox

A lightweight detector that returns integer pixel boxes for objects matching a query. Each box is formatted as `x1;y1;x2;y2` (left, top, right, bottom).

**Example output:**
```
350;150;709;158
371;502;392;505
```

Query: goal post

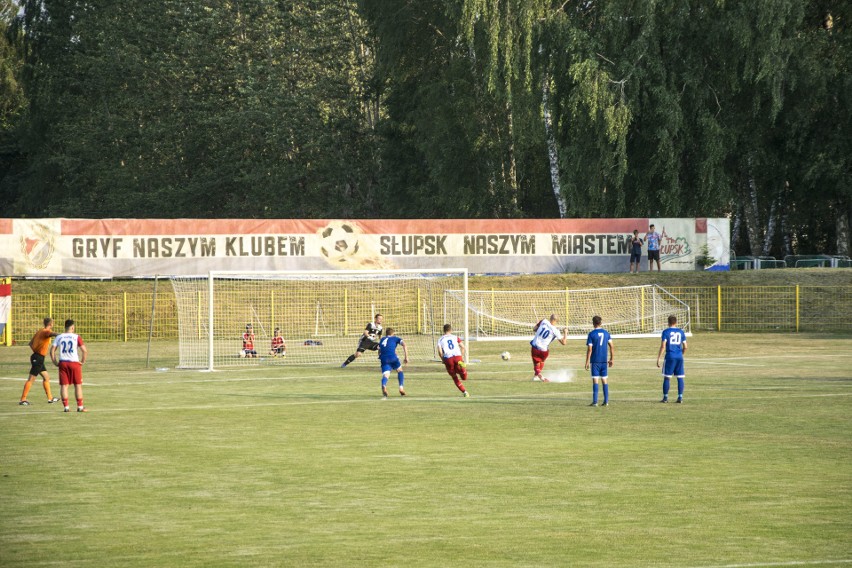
171;269;469;370
443;285;689;341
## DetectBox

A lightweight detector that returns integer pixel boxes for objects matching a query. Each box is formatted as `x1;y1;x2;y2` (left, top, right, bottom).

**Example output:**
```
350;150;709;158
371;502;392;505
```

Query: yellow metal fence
2;286;852;344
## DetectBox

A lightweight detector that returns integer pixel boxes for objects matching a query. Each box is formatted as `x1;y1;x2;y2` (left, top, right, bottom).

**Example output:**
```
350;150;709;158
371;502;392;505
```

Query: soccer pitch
1;334;850;567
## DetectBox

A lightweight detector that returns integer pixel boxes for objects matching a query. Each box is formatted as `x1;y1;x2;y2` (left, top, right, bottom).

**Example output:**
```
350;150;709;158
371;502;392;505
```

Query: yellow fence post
717;285;722;331
49;292;53;320
795;285;800;332
270;290;275;332
345;288;349;336
123;292;128;342
1;277;10;346
416;288;421;334
565;287;569;328
640;287;645;332
197;291;202;340
492;288;496;334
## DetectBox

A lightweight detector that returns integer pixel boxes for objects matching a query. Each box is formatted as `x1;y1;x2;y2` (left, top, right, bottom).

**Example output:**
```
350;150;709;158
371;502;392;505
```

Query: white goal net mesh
445;285;689;340
171;270;468;369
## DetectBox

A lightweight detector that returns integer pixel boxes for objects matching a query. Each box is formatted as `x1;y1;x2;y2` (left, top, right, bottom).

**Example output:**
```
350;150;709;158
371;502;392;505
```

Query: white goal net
444;285;689;340
171;269;468;369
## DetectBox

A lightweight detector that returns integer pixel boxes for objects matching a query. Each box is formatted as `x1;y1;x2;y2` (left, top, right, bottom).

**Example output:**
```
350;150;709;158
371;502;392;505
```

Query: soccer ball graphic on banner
501;351;511;361
319;221;360;262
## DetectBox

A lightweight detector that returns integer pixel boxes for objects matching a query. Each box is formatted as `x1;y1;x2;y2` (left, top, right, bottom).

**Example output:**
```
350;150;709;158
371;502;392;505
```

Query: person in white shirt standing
50;319;89;413
530;314;568;382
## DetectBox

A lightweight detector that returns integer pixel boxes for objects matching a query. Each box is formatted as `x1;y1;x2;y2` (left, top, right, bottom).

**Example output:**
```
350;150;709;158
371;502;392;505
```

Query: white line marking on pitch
689;360;765;367
690;559;852;568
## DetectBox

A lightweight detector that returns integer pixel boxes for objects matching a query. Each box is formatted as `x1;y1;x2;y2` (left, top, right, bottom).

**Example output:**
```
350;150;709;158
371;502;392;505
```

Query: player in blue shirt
656;315;687;403
378;328;409;398
585;315;614;406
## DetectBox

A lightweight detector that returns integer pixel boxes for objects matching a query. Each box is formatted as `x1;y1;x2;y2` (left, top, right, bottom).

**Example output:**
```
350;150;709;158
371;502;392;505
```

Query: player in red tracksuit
242;324;258;358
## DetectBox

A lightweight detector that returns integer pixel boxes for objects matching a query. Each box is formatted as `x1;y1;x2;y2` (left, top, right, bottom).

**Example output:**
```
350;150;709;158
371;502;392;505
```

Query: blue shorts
630;251;642;263
663;357;684;378
590;362;608;378
381;359;401;373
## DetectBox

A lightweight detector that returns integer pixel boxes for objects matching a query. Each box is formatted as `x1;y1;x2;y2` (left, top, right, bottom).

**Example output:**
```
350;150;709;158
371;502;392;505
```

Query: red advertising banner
0;218;730;277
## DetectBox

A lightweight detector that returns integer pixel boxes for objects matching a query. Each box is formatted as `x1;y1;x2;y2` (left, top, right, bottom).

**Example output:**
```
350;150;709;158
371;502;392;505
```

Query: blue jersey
586;328;611;363
661;327;686;358
378;335;404;363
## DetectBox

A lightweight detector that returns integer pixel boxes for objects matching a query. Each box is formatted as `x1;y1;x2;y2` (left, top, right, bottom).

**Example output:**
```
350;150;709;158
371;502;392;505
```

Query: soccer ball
501;351;511;361
239;350;247;358
319;221;360;262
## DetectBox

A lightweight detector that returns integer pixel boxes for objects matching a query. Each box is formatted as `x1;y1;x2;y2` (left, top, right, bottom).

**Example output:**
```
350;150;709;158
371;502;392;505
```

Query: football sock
21;381;33;401
603;384;609;404
677;378;684;397
453;378;465;392
592;383;599;404
62;398;69;407
662;378;670;397
381;377;388;389
343;354;356;366
76;398;83;408
43;379;53;400
397;372;404;387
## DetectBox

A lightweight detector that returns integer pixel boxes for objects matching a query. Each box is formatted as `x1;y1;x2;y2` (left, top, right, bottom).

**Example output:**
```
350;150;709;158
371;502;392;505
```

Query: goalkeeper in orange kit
19;317;60;406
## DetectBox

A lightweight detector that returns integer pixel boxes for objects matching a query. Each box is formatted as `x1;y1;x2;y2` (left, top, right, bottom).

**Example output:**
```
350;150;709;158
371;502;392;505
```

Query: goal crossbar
172;269;469;370
445;284;690;341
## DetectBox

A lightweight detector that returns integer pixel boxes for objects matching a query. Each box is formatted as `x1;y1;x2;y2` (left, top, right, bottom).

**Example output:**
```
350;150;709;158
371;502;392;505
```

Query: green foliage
9;0;380;217
0;1;848;254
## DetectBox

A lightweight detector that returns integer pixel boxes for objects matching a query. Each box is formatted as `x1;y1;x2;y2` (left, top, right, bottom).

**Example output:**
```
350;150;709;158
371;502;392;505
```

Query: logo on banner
19;222;56;270
320;221;361;262
658;227;692;263
317;221;392;269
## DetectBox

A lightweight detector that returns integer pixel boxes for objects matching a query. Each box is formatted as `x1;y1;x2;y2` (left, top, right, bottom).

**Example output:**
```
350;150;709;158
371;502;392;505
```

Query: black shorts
630;251;642;263
648;250;660;261
29;353;47;376
356;337;380;353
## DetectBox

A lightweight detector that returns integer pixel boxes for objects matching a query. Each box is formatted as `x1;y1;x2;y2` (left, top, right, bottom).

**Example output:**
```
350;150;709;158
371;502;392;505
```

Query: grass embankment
12;268;852;294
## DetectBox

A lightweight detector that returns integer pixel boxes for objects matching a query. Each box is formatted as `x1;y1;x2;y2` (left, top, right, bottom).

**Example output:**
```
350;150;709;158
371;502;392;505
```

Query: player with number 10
530;314;568;382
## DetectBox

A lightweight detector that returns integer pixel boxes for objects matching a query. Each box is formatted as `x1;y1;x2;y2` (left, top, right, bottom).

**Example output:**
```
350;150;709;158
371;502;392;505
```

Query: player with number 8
437;323;469;397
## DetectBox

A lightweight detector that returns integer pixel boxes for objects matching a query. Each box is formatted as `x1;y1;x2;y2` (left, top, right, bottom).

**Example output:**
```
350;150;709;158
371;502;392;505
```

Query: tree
9;0;380;218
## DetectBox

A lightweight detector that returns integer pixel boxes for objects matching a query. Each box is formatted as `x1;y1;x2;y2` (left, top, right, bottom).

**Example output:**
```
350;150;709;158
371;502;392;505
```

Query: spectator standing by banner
646;224;662;271
629;230;644;273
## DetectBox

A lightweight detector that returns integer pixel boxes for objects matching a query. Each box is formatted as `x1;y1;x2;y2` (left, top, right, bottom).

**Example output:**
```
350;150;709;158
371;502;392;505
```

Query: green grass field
1;334;850;567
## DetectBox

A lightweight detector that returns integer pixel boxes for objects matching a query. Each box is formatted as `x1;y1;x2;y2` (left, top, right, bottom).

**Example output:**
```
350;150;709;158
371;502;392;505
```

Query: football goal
444;285;689;341
171;269;469;370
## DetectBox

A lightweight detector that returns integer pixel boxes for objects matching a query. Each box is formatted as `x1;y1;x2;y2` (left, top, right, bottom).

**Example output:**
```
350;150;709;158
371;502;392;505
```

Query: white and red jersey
53;333;84;363
243;332;255;351
437;334;463;359
271;336;285;350
530;320;561;352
